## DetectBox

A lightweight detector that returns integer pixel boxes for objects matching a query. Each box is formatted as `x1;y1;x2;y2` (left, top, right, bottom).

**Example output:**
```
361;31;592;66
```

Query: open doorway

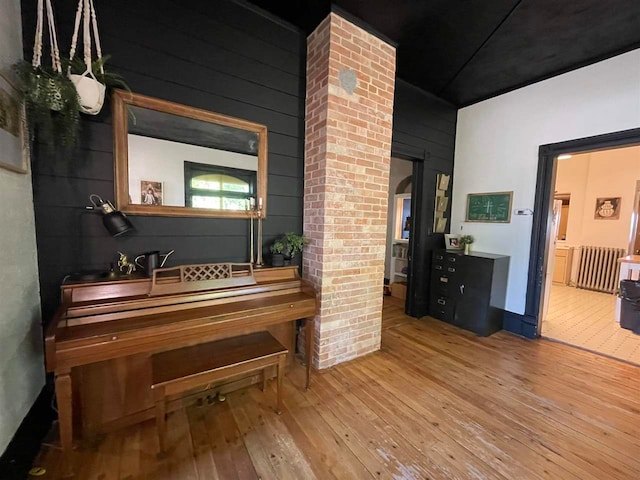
384;157;413;310
539;146;640;364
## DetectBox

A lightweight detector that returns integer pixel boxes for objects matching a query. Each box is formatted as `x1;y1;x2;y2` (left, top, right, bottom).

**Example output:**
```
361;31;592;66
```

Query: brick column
303;13;396;369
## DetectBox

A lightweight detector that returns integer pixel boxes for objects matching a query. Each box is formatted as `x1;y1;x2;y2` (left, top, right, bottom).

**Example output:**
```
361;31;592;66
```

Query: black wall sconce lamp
87;194;135;237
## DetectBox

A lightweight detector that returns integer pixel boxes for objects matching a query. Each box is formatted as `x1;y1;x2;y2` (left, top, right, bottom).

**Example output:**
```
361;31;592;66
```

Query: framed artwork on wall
594;197;621;220
434;217;448;233
434;173;451;234
0;81;29;174
141;180;163;205
466;191;513;223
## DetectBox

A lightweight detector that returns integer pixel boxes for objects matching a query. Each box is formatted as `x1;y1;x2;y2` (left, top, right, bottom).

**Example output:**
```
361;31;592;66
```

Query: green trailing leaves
13;61;81;150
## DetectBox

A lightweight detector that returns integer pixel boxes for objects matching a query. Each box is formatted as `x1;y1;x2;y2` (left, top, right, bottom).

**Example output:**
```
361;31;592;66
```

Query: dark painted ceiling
249;0;640;106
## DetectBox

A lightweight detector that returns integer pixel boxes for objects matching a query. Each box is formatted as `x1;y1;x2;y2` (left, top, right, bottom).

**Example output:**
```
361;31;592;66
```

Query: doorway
528;128;640;364
384;157;413;312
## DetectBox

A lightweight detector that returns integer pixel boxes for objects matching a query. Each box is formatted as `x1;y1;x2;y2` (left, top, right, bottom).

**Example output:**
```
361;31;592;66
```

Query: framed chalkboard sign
466;191;513;223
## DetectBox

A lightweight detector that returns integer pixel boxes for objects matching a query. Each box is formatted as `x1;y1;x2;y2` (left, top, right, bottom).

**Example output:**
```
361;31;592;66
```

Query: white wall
384;157;412;278
452;49;640;314
128;135;258;206
0;0;44;455
557;147;640;250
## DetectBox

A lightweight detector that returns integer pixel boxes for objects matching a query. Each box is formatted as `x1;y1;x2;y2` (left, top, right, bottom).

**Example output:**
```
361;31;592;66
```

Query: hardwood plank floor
33;297;640;479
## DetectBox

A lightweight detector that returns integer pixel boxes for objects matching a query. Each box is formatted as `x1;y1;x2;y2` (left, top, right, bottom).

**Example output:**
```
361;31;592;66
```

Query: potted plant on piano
270;239;285;267
282;232;309;266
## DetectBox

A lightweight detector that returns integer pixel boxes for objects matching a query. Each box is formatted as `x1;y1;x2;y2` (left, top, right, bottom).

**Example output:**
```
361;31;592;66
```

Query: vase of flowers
461;235;475;255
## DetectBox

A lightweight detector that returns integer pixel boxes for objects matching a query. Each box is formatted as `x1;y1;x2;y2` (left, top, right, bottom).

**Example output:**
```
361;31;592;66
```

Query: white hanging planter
70;72;105;114
68;0;106;115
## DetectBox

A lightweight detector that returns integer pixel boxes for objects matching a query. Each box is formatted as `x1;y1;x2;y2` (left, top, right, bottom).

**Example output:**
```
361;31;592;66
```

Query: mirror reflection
113;90;267;219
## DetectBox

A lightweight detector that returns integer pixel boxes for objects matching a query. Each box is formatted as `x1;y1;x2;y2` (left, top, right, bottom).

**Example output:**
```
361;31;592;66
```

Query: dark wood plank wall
22;0;307;321
21;1;457;323
391;79;457;318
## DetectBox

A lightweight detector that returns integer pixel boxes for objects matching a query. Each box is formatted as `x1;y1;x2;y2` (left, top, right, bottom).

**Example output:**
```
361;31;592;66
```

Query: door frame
526;127;640;336
628;180;640;255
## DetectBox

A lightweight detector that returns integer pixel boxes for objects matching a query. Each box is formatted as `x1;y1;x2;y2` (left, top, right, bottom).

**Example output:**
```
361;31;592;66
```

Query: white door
542;200;563;324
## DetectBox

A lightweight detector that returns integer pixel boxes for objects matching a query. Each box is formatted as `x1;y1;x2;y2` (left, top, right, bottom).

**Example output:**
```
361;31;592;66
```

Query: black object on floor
620;280;640;334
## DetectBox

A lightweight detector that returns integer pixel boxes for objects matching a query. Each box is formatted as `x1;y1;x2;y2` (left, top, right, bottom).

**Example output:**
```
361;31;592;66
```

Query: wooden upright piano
45;265;316;476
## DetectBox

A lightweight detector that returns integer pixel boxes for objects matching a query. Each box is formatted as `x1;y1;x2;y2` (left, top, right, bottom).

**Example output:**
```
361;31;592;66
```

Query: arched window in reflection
185;161;256;210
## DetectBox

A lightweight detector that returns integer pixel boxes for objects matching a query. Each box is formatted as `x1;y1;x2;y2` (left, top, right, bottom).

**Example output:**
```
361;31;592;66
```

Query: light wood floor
34;297;640;479
543;284;640;364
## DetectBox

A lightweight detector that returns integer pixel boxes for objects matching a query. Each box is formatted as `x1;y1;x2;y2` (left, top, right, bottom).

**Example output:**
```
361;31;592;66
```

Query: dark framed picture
466;191;513;223
594;197;621;220
0;82;29;174
141;180;163;205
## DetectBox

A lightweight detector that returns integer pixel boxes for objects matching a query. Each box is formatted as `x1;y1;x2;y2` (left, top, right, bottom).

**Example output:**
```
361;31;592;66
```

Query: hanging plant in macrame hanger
14;0;81;149
67;0;106;115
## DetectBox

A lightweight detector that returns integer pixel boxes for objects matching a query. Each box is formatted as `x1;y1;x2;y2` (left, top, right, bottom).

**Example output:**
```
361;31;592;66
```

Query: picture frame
444;233;463;251
437;173;450;191
436;195;449;212
434;216;448;234
0;81;29;174
466;191;513;223
594;197;621;220
141;180;164;206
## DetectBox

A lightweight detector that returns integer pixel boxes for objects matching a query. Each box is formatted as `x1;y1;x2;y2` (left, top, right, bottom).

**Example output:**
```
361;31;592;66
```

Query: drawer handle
448;257;456;262
460;284;465;295
448;267;455;272
435;255;443;260
437;299;446;305
435;265;443;270
290;304;294;308
439;276;448;283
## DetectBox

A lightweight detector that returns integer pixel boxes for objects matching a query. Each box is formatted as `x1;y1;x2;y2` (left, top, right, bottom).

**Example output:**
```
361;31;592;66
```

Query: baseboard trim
503;311;538;339
0;382;55;480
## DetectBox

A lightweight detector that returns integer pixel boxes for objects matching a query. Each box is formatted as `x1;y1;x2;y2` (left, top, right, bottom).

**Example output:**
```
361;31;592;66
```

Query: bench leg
276;355;286;415
153;387;167;454
262;368;268;392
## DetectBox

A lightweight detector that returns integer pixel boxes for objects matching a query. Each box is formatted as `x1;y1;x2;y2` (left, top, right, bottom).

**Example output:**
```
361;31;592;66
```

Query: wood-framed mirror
112;89;268;218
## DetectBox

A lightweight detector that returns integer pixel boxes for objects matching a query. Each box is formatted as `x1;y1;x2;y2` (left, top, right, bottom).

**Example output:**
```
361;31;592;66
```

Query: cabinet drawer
445;253;460;264
431;272;454;295
430;296;454;322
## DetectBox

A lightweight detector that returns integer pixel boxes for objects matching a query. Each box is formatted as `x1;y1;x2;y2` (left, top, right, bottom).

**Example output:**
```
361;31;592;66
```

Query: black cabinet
429;250;509;336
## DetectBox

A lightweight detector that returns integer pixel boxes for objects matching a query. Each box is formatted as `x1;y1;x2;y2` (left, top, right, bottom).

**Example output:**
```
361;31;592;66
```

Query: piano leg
55;369;74;477
305;317;314;389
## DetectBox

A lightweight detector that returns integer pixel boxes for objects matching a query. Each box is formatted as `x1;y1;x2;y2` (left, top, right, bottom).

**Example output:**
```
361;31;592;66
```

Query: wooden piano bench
151;331;288;453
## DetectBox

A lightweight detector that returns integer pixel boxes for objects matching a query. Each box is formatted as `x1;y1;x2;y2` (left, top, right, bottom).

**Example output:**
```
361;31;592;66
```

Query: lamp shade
102;210;134;237
89;194;135;237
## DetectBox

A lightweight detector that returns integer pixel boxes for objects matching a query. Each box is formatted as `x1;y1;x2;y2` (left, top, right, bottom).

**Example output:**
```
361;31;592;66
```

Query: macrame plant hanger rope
68;0;105;114
32;0;64;109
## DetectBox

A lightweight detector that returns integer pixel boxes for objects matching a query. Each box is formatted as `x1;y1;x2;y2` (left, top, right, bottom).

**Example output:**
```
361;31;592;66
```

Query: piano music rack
149;262;256;296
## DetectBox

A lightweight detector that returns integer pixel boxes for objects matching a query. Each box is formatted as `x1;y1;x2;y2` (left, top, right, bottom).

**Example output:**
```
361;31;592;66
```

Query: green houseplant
14;61;81;149
282;232;309;265
65;55;130;94
270;239;285;267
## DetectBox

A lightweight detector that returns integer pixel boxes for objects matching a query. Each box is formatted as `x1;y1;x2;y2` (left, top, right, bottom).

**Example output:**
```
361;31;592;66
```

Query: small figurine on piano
117;251;136;275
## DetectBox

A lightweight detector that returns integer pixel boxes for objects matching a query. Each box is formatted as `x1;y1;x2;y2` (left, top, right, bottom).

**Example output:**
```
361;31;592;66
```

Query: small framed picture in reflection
141;180;163;206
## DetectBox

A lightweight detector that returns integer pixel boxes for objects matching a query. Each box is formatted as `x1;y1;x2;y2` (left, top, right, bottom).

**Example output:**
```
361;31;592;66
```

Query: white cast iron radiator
576;246;626;294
